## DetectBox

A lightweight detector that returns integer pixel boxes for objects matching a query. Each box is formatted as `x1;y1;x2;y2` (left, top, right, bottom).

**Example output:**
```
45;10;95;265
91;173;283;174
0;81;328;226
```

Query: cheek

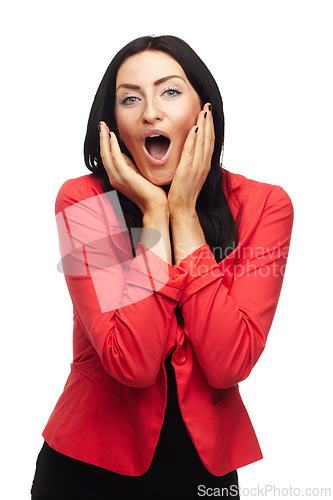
174;104;201;136
115;108;137;148
115;111;128;141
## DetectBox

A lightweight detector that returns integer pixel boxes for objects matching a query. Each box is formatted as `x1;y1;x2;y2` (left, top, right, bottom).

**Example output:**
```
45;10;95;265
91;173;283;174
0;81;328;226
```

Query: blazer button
174;350;187;365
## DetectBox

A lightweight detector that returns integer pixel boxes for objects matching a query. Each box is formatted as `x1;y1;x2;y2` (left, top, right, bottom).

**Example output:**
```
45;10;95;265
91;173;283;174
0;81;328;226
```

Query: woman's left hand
167;102;215;218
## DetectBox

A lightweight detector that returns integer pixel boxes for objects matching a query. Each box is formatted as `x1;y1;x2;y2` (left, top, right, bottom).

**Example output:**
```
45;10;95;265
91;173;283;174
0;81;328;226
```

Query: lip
140;128;171;166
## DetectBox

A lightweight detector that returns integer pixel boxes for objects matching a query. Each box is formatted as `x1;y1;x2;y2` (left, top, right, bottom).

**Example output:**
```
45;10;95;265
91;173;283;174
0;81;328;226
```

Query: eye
120;95;140;105
163;86;182;98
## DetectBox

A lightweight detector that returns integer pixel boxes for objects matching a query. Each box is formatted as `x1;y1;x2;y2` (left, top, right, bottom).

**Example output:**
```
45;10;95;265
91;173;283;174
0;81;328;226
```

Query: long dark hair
84;35;241;263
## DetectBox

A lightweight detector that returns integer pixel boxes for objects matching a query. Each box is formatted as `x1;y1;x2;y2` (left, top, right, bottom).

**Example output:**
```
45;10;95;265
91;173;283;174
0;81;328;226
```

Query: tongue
146;136;170;159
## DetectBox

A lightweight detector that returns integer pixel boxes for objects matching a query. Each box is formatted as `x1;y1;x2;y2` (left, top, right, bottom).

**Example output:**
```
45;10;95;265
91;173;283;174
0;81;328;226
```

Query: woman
31;35;293;499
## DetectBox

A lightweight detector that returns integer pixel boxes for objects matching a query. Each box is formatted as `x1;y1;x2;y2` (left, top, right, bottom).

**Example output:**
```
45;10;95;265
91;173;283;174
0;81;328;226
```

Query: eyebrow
116;75;186;92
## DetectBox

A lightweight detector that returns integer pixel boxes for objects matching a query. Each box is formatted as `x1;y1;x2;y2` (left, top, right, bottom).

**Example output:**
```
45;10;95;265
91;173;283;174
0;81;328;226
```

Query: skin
99;50;215;266
114;50;202;186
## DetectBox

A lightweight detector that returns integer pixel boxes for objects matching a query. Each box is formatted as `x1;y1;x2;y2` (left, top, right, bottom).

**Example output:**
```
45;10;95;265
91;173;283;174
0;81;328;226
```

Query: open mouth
144;134;171;161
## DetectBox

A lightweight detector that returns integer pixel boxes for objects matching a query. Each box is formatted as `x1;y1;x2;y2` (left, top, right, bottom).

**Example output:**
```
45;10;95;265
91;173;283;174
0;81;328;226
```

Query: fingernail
195;126;199;133
204;112;207;119
208;104;212;111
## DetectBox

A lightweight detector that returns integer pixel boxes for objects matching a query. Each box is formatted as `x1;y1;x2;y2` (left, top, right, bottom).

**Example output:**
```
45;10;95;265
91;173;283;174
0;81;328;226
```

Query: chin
144;167;175;186
148;174;174;186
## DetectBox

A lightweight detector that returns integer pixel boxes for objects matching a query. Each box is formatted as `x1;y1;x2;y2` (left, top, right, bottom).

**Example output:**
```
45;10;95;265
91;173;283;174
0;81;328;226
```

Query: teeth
148;134;160;138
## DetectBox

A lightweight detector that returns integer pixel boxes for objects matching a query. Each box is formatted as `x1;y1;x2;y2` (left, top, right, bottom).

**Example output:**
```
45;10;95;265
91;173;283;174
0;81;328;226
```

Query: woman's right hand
99;121;168;216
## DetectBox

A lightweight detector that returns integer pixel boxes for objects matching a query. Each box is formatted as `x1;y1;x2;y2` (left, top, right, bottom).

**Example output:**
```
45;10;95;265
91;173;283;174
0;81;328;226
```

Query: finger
99;124;125;189
178;125;199;170
108;131;124;173
109;133;139;180
192;108;207;170
110;133;144;183
194;103;214;172
203;103;215;164
99;121;115;172
99;121;111;155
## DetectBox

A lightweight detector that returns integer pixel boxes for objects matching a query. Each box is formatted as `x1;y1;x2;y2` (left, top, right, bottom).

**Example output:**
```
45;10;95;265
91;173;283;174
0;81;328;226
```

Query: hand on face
99;102;214;219
99;121;168;216
167;102;215;217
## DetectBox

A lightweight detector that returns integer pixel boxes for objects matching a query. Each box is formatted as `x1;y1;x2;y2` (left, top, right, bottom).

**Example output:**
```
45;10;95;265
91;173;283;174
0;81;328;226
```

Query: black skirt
31;356;239;500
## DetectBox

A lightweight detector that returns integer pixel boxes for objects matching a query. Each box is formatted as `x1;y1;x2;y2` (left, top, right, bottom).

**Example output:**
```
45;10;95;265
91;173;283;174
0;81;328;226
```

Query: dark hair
84;35;241;263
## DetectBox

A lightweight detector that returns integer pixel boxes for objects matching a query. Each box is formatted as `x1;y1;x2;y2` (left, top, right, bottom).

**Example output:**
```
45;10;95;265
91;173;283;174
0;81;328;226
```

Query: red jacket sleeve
177;185;294;389
55;179;186;388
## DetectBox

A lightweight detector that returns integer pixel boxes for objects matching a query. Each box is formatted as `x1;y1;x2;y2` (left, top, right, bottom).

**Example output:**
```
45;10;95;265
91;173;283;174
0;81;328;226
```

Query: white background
1;1;332;498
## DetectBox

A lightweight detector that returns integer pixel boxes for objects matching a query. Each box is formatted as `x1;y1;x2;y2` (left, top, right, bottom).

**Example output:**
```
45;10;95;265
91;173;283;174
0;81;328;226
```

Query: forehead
116;50;187;86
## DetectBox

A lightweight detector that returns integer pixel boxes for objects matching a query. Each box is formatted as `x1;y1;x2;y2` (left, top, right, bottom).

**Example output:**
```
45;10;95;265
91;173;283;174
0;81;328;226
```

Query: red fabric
42;170;293;476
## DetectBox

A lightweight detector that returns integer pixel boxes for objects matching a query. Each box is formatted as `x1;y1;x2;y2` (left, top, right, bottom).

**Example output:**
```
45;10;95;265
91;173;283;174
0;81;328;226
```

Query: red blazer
42;170;293;476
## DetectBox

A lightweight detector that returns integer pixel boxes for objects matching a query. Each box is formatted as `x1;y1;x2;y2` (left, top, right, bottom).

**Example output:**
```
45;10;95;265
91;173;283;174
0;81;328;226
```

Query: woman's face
115;50;202;186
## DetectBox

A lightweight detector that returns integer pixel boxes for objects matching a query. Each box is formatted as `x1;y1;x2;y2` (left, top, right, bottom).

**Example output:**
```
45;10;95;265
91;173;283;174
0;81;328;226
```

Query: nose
141;98;164;124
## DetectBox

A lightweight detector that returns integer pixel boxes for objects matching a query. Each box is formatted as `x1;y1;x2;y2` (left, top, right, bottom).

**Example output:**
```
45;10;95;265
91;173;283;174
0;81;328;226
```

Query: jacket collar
222;168;241;195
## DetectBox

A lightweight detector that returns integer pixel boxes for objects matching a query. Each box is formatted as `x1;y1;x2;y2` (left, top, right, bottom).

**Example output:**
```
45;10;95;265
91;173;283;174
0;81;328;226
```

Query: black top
31;356;239;500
